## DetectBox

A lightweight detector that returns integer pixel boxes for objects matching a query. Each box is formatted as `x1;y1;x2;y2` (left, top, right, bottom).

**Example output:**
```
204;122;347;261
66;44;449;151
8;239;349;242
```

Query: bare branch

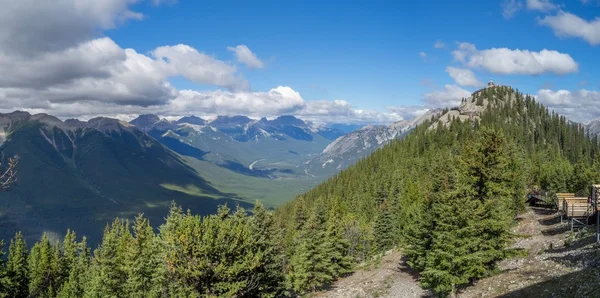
0;156;18;191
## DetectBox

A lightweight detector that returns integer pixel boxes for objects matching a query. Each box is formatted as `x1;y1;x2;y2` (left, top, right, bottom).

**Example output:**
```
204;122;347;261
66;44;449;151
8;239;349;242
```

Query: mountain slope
276;85;600;295
129;114;345;179
304;109;442;175
0;112;247;246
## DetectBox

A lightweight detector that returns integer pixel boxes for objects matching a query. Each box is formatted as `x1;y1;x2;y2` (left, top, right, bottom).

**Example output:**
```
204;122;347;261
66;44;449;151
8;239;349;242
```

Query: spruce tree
57;237;90;298
84;219;131;298
248;202;284;297
6;232;28;298
125;214;164;298
287;205;331;294
0;240;9;298
373;200;394;252
27;234;57;298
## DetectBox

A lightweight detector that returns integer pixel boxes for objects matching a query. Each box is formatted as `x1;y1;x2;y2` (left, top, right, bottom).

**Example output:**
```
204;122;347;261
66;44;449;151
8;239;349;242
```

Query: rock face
585;119;600;136
305;109;442;176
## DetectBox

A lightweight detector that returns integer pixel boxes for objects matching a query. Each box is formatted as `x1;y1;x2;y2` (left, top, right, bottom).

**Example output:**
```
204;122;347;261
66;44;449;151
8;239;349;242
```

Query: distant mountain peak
87;117;132;133
130;114;161;131
268;115;306;127
176;115;206;125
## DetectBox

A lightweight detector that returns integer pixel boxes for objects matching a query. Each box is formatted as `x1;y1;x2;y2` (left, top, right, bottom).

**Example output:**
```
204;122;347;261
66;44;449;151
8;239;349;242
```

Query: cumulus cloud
0;0;145;55
502;0;523;19
535;89;600;122
170;86;304;116
153;44;248;90
539;11;600;45
452;42;578;75
445;67;483;87
227;45;264;69
526;0;557;11
0;0;421;125
0;85;413;124
423;84;472;108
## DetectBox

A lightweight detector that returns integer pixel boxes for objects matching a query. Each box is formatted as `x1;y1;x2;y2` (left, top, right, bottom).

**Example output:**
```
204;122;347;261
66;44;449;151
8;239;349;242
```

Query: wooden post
592;185;600;243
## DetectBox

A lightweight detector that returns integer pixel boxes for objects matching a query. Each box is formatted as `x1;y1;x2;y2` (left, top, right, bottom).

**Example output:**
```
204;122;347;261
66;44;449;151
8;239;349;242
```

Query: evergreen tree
287;205;331;294
57;237;90;298
6;232;28;298
27;234;58;298
125;214;164;298
248;202;284;297
373;200;394;252
84;219;131;298
0;240;9;298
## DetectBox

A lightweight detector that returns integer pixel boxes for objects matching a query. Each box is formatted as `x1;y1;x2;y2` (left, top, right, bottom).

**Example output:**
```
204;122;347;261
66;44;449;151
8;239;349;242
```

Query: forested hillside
276;85;600;296
2;86;600;297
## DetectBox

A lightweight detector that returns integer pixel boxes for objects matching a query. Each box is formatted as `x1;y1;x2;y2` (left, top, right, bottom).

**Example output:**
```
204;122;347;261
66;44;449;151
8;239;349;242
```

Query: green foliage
3;86;600;297
0;241;9;298
6;232;28;298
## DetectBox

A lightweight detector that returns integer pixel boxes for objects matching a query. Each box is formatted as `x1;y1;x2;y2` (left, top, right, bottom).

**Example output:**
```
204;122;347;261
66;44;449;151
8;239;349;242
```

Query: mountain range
0;109;464;245
0;111;253;245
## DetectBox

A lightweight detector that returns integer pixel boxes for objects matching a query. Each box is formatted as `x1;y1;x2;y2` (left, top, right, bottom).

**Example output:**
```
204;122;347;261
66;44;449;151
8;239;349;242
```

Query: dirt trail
312;251;428;298
314;208;600;298
459;207;600;297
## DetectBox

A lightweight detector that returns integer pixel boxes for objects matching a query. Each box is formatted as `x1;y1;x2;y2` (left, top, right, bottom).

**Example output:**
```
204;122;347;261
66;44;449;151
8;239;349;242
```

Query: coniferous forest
2;86;600;297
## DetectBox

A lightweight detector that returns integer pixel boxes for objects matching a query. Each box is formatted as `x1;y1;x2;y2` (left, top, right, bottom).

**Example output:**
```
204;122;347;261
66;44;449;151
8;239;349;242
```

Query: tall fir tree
6;232;28;298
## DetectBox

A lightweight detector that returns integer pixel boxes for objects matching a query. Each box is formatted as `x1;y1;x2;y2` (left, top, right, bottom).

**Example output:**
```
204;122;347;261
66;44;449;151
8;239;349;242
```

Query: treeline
2;86;600;297
0;201;352;297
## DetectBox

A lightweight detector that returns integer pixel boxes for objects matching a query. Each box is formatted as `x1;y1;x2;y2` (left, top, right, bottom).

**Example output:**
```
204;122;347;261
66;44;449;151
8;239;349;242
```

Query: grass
160;183;222;199
182;156;322;208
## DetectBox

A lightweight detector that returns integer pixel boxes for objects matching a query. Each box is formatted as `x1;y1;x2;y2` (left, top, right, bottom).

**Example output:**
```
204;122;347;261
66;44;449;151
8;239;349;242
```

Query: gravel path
312;251;429;298
313;208;600;298
459;207;599;298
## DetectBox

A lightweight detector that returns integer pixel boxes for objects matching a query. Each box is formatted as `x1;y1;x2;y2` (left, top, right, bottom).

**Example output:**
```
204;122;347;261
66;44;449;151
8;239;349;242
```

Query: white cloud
434;41;446;49
0;0;146;55
539;11;600;45
0;85;412;124
170;86;304;116
0;37;247;108
153;44;248;90
452;42;578;75
419;52;427;61
0;0;420;125
526;0;557;11
502;0;523;19
423;84;472;108
227;45;264;69
445;67;483;87
535;89;600;122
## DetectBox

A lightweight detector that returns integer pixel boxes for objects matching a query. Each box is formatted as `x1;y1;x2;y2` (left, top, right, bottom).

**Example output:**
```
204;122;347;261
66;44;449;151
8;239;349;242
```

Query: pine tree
287;205;331;294
6;232;28;298
125;214;164;298
420;162;481;296
27;233;57;298
373;200;394;252
57;237;90;298
322;213;353;279
248;202;284;297
85;219;131;298
0;240;10;298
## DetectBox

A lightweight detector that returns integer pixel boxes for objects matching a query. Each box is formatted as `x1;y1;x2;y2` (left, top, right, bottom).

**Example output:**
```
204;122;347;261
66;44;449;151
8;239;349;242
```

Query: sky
0;0;599;124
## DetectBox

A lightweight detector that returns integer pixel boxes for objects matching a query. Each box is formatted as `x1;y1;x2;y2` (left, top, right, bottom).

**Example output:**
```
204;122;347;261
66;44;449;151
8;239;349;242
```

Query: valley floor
312;207;600;298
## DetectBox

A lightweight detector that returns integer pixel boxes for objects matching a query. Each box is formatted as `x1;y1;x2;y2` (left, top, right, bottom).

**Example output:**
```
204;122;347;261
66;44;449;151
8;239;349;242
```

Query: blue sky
0;0;599;123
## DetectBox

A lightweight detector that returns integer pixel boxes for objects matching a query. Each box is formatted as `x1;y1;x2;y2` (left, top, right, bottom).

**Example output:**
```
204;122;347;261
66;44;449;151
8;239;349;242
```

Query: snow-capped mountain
128;114;347;178
305;109;442;175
